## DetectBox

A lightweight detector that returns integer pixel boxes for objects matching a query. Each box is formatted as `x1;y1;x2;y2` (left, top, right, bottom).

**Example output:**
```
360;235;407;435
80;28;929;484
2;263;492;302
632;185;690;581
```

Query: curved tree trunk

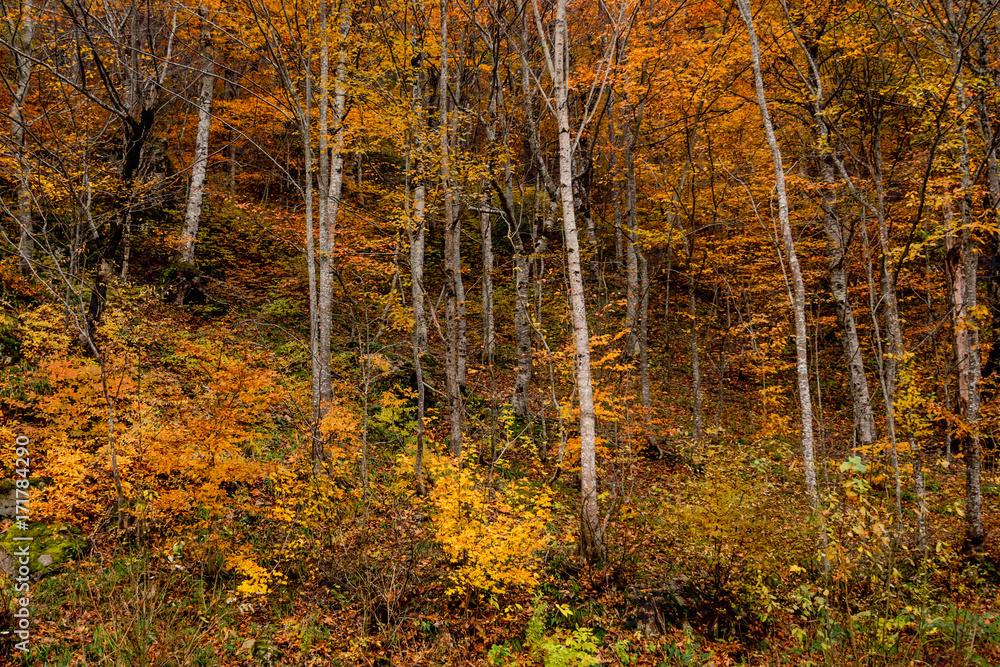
816;153;877;450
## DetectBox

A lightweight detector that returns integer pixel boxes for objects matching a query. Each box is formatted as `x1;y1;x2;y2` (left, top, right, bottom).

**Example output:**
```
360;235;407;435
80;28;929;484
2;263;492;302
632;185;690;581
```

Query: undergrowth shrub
652;438;811;638
526;600;601;667
423;449;553;596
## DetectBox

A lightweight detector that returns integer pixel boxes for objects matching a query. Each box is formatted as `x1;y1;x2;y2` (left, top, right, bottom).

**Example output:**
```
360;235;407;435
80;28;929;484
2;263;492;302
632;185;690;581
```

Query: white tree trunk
942;12;984;543
481;188;495;362
316;1;332;426
178;39;214;266
956;71;985;545
318;3;351;427
440;0;463;457
407;12;427;493
301;47;322;457
689;271;703;444
739;0;818;504
640;248;651;427
624;101;642;356
11;0;37;275
609;103;623;270
817;155;876;449
552;0;603;558
409;47;428;354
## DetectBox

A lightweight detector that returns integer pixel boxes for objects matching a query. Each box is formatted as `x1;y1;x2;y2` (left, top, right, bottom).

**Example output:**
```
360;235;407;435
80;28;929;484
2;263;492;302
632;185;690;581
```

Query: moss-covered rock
0;522;87;577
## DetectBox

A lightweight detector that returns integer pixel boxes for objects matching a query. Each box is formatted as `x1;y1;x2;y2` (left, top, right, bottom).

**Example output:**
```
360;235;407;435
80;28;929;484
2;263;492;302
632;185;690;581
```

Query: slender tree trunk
409;45;428;356
409;72;428;362
908;423;928;551
945;206;969;416
412;167;427;352
520;9;559;261
663;239;673;385
957;75;985;546
455;203;468;390
440;0;462;457
482;188;495;363
512;221;533;417
795;23;879;462
85;112;155;338
10;0;36;276
976;32;1000;381
177;22;214;270
407;14;427;494
551;0;603;559
511;0;534;418
713;293;732;433
945;367;953;464
871;130;904;523
944;13;984;543
610;103;624;270
817;154;877;450
689;270;703;444
448;42;467;389
301;44;322;460
639;248;651;428
739;0;818;504
480;49;498;364
317;4;351;432
316;0;332;427
624;100;642;356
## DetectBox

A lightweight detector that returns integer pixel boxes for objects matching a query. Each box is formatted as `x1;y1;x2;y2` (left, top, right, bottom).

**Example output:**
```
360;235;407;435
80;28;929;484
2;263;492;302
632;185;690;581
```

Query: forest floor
2;213;999;666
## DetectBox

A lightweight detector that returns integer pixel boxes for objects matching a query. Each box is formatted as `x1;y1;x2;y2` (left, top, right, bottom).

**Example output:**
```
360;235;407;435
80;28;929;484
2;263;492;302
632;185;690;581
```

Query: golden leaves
423;451;553;597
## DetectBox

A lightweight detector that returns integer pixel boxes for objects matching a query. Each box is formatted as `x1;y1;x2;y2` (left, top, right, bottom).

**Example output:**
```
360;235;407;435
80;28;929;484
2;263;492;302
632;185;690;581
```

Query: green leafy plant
488;642;515;666
526;600;601;667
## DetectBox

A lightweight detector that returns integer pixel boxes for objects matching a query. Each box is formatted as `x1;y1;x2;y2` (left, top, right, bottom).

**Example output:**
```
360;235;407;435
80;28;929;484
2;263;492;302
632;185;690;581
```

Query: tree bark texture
178;22;215;268
552;0;603;559
739;0;818;504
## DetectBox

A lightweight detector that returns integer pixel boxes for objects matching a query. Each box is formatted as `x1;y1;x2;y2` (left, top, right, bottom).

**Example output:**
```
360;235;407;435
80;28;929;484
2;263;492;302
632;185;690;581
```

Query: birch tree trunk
817;154;876;450
510;0;534;418
316;1;332;428
955;62;985;546
512;216;533;417
440;0;463;457
177;19;214;270
481;189;495;363
942;8;984;544
610;101;624;270
302;47;322;453
409;46;428;355
640;248;651;428
407;14;427;493
689;270;703;444
550;0;603;559
624;100;642;356
319;3;351;422
794;26;880;459
862;126;904;522
786;16;881;485
10;0;37;275
481;78;499;363
738;0;818;504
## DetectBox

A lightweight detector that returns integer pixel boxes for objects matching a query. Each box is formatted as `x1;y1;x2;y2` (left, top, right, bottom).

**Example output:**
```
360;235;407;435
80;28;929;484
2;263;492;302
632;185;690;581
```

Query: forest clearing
1;0;1000;664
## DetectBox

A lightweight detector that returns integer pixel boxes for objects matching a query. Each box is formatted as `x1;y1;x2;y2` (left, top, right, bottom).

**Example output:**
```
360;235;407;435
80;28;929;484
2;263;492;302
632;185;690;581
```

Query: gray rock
0;522;86;577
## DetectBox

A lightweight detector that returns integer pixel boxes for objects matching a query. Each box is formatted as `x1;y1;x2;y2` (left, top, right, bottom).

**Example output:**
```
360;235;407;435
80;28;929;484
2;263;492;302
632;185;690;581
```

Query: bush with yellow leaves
423;451;553;597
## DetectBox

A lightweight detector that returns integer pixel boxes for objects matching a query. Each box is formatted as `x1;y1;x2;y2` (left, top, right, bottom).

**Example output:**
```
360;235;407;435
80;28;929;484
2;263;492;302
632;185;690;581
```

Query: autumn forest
1;0;999;664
